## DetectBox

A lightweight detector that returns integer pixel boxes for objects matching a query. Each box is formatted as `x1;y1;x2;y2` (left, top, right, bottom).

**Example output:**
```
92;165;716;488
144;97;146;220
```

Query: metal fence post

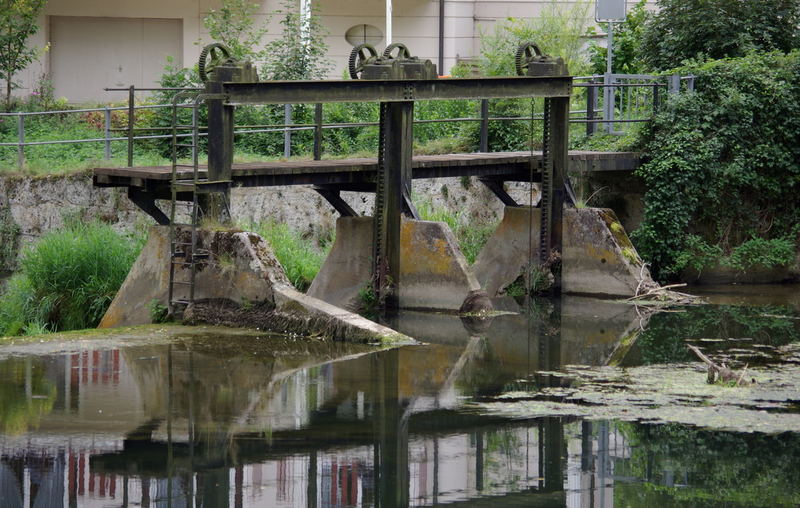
284;104;292;158
586;81;597;137
313;103;323;160
603;72;615;133
17;113;24;171
127;85;135;166
104;106;112;160
479;99;489;152
668;74;680;94
686;74;695;92
652;83;661;114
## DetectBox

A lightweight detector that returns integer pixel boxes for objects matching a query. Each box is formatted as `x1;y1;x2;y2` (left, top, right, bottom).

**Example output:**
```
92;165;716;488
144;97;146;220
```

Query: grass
244;220;331;292
0;220;144;336
415;200;496;264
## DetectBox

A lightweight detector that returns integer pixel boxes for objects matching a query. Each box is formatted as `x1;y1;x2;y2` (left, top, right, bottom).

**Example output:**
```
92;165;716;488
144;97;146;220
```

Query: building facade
13;0;638;103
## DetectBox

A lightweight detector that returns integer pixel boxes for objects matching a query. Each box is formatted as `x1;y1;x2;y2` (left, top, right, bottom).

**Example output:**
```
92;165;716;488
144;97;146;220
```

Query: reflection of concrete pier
0;309;643;506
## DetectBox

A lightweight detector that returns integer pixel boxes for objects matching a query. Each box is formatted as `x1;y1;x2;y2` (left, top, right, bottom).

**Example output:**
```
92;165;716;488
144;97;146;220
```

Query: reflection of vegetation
0;358;56;434
636;305;800;365
615;422;800;505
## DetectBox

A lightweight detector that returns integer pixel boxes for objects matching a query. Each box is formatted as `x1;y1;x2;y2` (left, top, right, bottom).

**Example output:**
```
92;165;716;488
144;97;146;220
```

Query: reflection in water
1;296;799;506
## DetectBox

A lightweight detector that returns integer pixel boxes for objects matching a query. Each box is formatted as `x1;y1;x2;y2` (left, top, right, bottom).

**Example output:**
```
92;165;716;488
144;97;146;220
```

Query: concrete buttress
99;226;411;343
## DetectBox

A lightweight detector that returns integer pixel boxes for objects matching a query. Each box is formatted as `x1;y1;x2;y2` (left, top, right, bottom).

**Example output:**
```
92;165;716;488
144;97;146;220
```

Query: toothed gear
515;42;543;76
382;43;411;60
198;43;231;82
348;43;378;79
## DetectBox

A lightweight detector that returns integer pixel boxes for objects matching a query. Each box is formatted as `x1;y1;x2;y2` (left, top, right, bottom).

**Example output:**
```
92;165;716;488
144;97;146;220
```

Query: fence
0;75;693;171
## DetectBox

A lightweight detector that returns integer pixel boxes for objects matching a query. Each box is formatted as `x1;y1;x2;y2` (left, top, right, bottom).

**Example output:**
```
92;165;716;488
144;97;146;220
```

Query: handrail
1;75;692;170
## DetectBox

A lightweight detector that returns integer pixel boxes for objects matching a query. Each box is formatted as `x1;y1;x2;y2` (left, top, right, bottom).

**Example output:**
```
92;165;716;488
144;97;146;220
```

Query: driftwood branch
688;345;753;385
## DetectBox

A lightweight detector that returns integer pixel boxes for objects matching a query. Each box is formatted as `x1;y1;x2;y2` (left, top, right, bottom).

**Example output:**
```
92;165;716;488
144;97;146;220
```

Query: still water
1;291;799;507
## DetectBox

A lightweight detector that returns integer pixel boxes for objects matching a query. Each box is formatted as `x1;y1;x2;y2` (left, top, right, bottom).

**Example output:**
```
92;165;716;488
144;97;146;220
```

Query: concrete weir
99;226;411;344
309;216;487;312
474;206;657;297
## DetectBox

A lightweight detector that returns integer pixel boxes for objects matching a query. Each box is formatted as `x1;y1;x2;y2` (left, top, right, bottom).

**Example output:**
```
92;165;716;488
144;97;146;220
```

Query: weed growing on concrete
0;220;143;336
148;299;169;324
245;221;329;292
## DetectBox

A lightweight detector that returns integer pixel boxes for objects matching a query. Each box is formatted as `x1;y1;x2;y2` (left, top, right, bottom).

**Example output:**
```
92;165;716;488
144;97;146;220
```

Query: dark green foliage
633;52;800;278
0;0;47;110
0;221;143;335
616;423;800;505
640;0;800;71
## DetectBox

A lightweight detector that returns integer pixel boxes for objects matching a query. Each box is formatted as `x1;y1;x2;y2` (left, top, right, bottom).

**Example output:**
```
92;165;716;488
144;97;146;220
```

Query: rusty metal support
222;77;571;105
313;185;358;217
478;177;518;207
205;74;235;222
374;101;414;309
546;96;570;288
127;188;170;225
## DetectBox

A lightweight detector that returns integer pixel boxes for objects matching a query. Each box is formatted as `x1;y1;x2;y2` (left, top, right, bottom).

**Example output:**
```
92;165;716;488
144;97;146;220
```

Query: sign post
596;0;627;132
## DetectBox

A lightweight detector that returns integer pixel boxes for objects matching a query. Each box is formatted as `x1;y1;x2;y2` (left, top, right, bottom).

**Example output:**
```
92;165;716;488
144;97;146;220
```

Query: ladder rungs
171;281;193;286
174;144;196;148
171;299;192;305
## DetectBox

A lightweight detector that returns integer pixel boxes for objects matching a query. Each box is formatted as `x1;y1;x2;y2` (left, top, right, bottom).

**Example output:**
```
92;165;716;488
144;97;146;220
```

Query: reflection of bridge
0;297;645;506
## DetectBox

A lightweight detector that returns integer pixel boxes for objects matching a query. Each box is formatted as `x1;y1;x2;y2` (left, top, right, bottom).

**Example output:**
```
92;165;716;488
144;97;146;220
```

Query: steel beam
313;186;359;216
222;76;572;105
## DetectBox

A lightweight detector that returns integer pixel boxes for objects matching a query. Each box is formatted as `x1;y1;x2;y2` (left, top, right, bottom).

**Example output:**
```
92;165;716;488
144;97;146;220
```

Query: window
345;24;383;47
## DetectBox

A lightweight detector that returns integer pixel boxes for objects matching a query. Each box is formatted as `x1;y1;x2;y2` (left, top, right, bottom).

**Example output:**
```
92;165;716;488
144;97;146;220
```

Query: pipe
438;0;444;73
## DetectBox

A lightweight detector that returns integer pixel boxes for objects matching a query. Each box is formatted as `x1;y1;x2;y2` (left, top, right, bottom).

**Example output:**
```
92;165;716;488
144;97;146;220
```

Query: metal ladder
167;92;230;315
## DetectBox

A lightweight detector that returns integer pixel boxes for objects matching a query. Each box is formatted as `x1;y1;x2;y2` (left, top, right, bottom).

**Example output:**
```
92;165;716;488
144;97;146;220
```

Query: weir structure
96;42;655;327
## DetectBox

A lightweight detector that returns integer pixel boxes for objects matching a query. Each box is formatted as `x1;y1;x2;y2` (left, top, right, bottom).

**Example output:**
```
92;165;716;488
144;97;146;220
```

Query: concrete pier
99;226;411;344
474;206;657;297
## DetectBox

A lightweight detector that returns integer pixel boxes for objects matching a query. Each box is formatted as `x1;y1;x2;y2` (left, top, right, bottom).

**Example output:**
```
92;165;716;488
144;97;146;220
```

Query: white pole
386;0;393;45
604;21;614;132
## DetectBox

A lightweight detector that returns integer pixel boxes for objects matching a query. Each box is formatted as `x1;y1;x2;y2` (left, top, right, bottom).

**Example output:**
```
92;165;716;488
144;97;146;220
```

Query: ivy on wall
633;52;800;279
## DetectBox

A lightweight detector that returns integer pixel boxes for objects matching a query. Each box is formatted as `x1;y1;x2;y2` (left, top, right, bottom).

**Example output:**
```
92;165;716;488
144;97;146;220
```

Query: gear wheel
515;42;543;76
382;43;411;60
348;43;379;79
198;43;231;82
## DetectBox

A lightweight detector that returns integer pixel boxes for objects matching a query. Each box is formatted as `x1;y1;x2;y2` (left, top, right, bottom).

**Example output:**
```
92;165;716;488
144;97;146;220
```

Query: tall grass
245;221;331;292
0;221;143;336
415;200;496;264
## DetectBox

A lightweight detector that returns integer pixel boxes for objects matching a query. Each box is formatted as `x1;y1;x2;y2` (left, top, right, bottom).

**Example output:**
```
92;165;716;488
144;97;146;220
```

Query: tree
640;0;800;71
202;0;269;62
0;0;47;110
261;0;331;81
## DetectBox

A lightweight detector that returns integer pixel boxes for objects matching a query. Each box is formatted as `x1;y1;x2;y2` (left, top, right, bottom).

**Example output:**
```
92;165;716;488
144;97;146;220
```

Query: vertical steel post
103;107;112;159
586;81;597;137
16;113;24;170
284;103;292;158
127;85;134;166
479;99;489;152
313;103;323;160
652;83;661;114
549;96;570;290
375;101;413;309
206;73;235;221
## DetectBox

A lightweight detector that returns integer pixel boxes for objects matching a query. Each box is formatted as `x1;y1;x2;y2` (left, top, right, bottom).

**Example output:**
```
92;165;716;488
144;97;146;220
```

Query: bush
0;221;143;336
640;0;800;71
633;52;800;278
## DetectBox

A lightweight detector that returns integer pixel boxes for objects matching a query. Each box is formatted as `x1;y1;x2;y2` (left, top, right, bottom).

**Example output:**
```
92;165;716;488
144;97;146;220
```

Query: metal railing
0;74;693;170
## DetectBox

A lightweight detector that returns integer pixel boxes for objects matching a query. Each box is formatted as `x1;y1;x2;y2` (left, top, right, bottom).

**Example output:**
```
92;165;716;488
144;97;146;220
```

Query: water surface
1;292;799;506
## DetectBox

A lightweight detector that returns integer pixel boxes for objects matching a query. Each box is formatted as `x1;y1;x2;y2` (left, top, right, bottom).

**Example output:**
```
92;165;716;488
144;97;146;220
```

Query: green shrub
245;221;329;291
640;0;800;71
633;52;800;279
0;221;143;336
